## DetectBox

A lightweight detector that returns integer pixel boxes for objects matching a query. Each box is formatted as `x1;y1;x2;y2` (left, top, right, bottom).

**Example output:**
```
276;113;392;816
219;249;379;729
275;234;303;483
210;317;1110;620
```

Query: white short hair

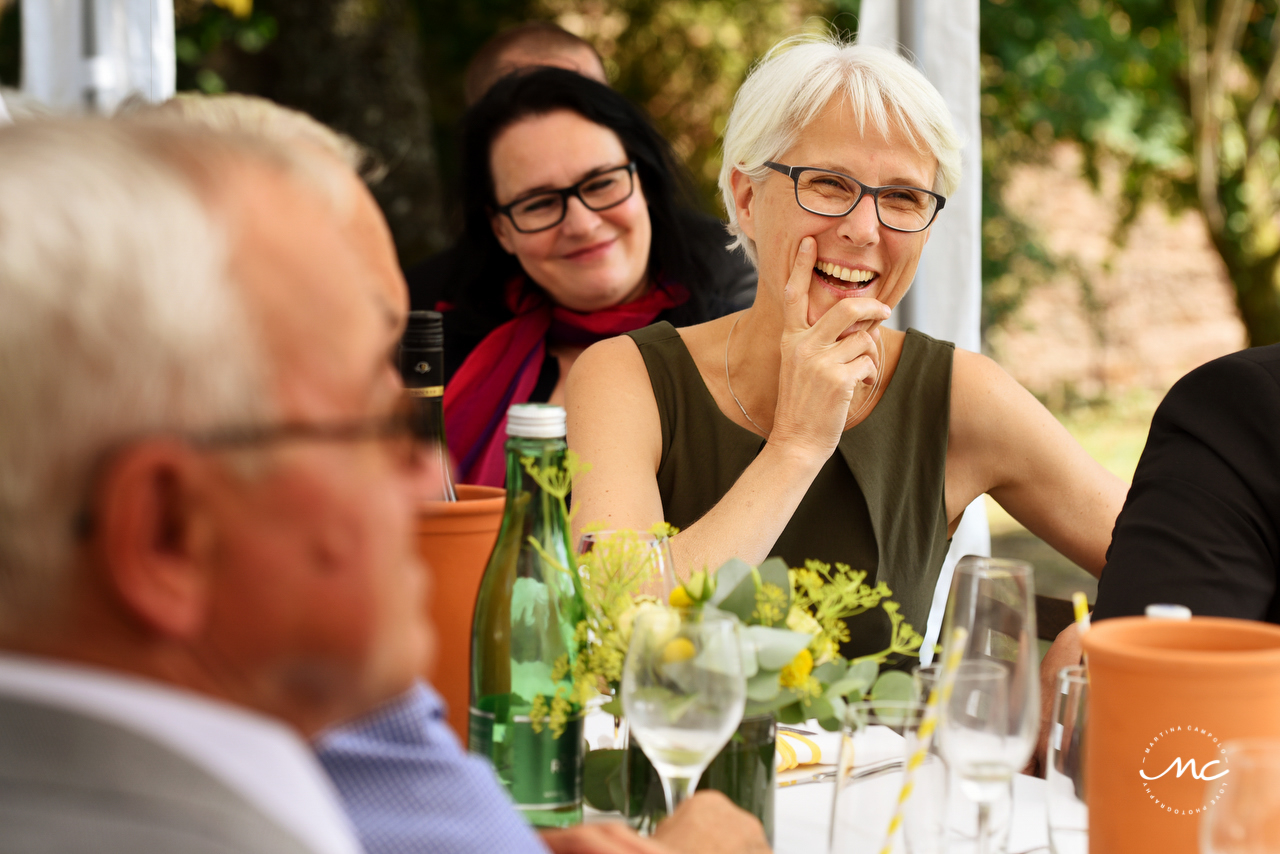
0;121;272;630
719;35;963;266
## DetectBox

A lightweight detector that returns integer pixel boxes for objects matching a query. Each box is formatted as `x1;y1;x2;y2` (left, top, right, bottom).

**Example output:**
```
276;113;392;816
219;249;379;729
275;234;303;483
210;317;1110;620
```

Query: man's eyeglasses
764;161;945;233
190;403;429;466
73;405;430;540
495;162;637;233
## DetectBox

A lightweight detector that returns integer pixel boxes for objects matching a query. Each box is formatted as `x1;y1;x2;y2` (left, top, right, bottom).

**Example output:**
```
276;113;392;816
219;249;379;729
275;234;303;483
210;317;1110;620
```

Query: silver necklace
725;314;766;433
723;313;887;435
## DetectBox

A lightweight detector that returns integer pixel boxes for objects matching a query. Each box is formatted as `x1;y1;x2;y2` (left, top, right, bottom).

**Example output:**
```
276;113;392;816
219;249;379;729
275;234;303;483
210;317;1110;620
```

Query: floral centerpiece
576;549;924;831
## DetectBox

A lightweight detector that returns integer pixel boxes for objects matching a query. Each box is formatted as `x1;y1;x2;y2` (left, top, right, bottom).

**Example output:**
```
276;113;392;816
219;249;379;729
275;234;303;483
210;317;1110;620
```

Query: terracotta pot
417;483;506;746
1081;616;1280;854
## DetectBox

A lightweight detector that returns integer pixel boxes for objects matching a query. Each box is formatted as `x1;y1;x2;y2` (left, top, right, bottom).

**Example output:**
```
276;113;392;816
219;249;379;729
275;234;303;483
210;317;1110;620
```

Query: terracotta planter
417;483;506;746
1081;616;1280;854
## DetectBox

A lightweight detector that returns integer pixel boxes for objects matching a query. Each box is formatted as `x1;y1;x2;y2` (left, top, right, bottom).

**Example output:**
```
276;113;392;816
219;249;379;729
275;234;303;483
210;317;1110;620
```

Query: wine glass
1201;739;1280;853
577;529;677;601
621;606;746;814
1046;665;1088;854
938;556;1039;854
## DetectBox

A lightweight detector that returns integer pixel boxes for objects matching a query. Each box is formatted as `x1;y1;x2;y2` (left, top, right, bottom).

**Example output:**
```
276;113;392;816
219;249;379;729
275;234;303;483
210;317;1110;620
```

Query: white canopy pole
21;0;174;114
857;0;990;665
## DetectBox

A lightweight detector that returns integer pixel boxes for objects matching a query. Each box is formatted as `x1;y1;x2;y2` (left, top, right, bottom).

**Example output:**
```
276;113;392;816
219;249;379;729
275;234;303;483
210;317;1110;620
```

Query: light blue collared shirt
315;681;549;854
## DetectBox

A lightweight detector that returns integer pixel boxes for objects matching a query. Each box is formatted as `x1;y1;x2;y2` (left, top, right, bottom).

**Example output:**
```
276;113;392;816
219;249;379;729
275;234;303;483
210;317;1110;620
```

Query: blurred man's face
497;44;607;85
200;161;433;731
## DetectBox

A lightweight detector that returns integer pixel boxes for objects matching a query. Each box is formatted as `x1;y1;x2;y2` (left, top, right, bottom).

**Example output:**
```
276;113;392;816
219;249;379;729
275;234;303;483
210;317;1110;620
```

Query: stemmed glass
577;529;677;601
1201;739;1280;853
621;606;746;814
937;556;1039;854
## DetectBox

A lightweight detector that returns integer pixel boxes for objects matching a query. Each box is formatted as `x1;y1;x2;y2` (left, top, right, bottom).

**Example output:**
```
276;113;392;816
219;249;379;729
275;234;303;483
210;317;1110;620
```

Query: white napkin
775;728;844;771
775;723;907;787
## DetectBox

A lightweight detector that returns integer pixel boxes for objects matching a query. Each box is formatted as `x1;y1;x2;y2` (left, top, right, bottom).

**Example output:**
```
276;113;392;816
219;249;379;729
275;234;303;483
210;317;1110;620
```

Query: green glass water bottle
469;403;586;827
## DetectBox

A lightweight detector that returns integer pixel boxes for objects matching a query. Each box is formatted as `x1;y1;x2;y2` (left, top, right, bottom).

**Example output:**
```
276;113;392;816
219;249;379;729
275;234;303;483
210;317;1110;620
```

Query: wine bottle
399;310;457;501
469;404;586;827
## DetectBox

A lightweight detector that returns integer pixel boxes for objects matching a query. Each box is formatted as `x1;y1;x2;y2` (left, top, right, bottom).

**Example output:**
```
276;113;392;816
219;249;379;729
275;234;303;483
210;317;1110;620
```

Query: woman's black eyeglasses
764;161;945;233
495;162;638;233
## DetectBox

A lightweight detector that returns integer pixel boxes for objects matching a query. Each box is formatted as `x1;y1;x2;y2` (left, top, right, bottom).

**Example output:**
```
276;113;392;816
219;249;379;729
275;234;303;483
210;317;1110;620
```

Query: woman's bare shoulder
571;334;648;383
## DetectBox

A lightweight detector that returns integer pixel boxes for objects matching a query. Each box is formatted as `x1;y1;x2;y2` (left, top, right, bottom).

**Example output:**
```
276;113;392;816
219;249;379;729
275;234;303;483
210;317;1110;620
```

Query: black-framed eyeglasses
189;403;429;462
495;162;637;233
764;161;945;233
72;405;430;541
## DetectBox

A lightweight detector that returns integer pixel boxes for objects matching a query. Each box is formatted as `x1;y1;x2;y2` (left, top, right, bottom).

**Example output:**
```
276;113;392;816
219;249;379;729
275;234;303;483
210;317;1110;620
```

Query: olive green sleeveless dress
626;321;954;658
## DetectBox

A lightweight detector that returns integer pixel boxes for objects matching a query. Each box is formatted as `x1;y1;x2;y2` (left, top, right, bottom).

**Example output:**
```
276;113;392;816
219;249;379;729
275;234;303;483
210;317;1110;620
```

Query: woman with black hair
406;67;754;486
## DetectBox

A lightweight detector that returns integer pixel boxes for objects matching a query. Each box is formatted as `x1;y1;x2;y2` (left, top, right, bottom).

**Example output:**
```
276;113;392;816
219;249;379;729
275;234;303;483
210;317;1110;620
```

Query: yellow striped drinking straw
876;626;969;854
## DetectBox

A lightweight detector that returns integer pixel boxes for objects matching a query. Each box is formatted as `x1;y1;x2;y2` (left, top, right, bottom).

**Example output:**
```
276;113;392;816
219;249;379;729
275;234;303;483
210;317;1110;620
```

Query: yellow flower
669;586;693;607
211;0;252;17
662;637;697;664
785;605;822;636
753;582;788;626
779;648;814;689
773;650;814;691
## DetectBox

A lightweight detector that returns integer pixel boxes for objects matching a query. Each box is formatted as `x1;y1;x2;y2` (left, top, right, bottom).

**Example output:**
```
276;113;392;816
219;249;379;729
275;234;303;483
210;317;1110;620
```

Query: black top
627;322;956;658
405;210;757;400
1094;344;1280;624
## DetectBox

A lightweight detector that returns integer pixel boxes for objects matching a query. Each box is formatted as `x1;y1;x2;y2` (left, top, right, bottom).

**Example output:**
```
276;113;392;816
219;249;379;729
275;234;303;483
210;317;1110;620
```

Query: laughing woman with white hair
567;35;1127;656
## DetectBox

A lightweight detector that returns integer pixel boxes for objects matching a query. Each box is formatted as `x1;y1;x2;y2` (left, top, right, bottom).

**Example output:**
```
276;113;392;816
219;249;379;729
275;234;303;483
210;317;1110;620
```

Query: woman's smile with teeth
815;260;875;284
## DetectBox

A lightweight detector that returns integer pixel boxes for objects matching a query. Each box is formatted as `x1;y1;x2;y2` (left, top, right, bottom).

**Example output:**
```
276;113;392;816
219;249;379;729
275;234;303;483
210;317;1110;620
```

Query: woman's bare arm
565;334;827;575
945;349;1128;575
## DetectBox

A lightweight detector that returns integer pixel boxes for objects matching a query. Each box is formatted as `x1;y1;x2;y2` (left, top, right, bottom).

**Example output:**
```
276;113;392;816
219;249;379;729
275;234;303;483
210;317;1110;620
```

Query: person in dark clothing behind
1091;343;1280;624
406;68;755;487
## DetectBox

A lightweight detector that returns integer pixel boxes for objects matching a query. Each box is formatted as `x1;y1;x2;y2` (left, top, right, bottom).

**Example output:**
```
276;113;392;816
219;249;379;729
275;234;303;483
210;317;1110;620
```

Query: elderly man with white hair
0;119;434;852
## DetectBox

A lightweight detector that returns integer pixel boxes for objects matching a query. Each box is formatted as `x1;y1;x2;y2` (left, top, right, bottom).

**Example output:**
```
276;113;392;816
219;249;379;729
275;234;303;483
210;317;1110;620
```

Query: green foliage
975;0;1280;345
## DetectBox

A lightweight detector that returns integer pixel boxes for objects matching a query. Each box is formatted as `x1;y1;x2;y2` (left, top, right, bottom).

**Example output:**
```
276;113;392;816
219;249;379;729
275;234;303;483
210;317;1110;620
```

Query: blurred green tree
978;0;1280;345
175;0;446;267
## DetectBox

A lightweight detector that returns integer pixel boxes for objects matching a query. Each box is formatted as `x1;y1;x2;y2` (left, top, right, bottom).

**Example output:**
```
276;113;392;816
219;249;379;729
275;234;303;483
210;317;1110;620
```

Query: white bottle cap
1145;603;1193;620
506;403;566;438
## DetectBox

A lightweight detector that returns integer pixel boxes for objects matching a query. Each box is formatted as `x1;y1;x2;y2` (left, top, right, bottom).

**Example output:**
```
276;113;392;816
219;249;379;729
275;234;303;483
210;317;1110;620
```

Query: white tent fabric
857;0;990;665
21;0;174;114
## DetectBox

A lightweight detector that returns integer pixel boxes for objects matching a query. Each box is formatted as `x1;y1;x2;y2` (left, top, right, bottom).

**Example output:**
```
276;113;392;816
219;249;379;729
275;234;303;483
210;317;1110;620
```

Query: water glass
1201;739;1280;853
622;606;745;814
938;556;1039;854
1046;665;1088;854
829;700;946;854
577;529;677;600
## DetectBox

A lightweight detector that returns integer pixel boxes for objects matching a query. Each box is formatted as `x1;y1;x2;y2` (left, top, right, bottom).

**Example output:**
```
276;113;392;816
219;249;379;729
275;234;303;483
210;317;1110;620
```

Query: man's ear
88;441;215;640
729;167;758;243
490;212;517;255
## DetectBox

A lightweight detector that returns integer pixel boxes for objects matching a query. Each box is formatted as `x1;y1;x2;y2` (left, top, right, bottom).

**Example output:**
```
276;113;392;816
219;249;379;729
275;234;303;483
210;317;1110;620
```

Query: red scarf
443;277;689;487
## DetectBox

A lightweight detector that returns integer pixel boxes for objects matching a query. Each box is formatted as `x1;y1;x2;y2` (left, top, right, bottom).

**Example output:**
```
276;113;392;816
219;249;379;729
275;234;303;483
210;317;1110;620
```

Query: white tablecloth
776;774;1048;854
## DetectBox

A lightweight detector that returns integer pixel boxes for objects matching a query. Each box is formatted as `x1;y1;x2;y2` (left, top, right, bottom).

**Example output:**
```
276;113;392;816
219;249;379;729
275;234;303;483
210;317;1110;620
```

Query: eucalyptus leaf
708;558;753;607
583;749;624;811
827;658;879;698
822;695;846;730
746;686;803;715
744;625;813;670
738;634;759;679
711;566;758;623
756;557;792;609
811;660;847;685
746;670;781;702
869;670;915;703
807;697;833;723
776;702;808;724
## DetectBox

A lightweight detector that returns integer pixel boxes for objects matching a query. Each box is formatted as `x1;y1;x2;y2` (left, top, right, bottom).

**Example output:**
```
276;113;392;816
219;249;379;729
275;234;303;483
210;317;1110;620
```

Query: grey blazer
0;694;321;854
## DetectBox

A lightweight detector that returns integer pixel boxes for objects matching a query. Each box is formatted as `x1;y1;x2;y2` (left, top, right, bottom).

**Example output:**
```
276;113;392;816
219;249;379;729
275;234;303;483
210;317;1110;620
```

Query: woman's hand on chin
768;237;891;458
